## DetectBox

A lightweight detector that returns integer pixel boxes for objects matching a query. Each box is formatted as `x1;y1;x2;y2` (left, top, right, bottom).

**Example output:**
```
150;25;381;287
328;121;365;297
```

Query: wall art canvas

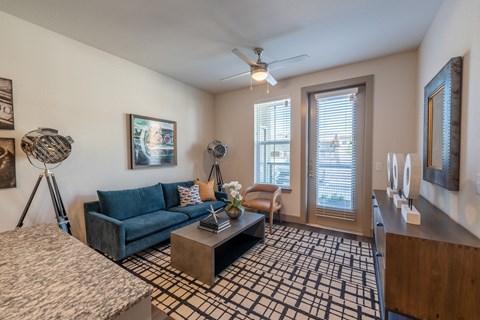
130;114;177;169
0;138;16;188
0;78;14;130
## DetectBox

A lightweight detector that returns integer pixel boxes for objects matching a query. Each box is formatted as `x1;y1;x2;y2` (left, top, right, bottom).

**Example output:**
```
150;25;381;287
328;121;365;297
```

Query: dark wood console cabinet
372;190;480;320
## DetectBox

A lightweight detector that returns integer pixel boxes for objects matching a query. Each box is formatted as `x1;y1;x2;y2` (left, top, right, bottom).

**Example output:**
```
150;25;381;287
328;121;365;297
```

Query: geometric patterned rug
121;225;381;320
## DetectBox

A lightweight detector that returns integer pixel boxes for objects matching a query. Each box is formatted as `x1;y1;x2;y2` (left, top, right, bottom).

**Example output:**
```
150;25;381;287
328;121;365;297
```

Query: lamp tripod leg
16;173;44;228
51;174;68;220
45;172;71;234
208;164;215;181
215;164;224;191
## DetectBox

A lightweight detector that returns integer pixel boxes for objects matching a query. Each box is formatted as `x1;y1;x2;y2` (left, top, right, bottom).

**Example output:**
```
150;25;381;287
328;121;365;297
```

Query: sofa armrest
215;191;228;202
85;211;126;261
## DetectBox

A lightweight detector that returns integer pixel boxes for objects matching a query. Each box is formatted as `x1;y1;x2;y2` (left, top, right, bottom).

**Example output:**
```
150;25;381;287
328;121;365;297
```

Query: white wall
0;12;215;242
418;0;480;238
215;51;418;220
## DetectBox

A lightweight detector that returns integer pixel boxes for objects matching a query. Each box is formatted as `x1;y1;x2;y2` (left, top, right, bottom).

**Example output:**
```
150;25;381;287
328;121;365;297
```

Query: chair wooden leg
268;211;273;234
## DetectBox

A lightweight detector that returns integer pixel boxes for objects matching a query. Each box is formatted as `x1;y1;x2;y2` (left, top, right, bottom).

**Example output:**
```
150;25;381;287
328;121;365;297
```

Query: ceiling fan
221;48;309;86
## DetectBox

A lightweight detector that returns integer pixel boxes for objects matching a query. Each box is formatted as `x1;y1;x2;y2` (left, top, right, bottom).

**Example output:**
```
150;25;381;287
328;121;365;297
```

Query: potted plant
222;181;244;219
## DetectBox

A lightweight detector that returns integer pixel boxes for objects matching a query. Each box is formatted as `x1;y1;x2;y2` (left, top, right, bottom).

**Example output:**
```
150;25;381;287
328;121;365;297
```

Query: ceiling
0;0;444;94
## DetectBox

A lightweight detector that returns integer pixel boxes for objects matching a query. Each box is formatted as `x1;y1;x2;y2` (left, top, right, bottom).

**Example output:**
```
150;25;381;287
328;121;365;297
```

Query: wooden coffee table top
171;211;264;248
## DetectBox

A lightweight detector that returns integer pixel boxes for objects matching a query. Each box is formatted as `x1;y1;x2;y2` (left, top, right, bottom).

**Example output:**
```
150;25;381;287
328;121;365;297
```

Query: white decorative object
401;204;421;225
392;153;407;208
403;154;421;199
386;152;398;198
401;153;422;225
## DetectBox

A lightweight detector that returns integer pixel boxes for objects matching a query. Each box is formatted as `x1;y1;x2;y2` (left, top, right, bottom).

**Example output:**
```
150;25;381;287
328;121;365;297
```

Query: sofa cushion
162;181;194;208
194;178;217;201
168;200;225;219
178;185;202;207
123;210;189;242
97;183;165;220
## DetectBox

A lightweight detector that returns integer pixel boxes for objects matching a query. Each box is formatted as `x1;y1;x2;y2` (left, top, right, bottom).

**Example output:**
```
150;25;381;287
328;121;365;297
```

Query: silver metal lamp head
21;128;74;166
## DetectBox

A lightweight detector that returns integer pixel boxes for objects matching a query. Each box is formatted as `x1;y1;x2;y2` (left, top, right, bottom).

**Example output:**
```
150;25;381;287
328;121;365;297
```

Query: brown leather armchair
241;184;282;234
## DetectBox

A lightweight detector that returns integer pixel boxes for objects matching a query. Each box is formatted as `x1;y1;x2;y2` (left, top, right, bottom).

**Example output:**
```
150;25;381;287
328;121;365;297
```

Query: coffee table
171;211;265;285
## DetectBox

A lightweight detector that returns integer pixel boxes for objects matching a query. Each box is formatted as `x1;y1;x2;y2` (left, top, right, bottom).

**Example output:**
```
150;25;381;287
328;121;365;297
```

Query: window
254;98;291;188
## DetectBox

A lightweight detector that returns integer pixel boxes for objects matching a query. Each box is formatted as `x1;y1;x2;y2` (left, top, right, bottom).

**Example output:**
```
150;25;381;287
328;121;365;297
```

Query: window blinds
254;99;291;187
314;88;358;220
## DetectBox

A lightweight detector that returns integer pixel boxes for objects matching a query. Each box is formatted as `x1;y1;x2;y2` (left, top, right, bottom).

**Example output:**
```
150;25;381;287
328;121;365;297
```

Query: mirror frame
423;56;462;191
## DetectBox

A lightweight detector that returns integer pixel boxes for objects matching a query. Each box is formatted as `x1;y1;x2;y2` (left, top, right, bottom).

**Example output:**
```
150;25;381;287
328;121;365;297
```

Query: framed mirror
423;56;462;191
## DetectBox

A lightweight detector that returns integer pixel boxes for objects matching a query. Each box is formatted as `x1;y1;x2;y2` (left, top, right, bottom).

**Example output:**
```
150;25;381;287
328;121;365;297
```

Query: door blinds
314;88;358;221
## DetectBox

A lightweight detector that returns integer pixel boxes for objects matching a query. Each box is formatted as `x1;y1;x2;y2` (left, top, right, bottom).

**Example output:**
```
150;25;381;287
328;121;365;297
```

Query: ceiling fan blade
232;48;258;66
266;74;277;86
220;70;250;81
269;54;309;71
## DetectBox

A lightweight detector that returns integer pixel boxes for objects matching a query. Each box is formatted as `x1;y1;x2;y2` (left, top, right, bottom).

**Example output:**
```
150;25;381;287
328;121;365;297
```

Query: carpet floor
121;225;380;320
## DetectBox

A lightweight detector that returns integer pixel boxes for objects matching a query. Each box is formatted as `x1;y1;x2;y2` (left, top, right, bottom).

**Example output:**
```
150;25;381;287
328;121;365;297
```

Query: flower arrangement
222;181;244;211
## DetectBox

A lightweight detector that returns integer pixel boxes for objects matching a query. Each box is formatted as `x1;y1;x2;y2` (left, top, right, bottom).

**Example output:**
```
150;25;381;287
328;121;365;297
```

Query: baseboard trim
280;214;304;224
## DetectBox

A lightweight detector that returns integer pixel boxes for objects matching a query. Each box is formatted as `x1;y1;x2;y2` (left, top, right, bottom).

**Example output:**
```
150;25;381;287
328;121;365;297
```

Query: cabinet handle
376;222;383;227
375;252;383;257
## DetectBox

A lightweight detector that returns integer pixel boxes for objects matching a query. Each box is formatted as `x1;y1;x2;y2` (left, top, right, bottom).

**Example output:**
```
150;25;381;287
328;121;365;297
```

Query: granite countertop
0;224;152;319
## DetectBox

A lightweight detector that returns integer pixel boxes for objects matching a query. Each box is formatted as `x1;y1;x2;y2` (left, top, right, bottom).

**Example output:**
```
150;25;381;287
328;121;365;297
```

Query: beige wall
417;0;480;238
0;12;215;241
215;51;418;219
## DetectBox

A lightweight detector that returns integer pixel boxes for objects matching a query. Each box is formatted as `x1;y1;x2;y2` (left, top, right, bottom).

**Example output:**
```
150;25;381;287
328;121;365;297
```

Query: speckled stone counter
0;224;152;319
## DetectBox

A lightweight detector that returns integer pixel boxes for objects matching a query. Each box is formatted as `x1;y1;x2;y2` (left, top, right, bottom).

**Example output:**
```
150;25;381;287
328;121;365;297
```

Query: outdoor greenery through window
254;98;291;188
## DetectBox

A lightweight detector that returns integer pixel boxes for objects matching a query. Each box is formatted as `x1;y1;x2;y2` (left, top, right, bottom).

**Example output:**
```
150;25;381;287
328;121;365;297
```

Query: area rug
121;225;380;320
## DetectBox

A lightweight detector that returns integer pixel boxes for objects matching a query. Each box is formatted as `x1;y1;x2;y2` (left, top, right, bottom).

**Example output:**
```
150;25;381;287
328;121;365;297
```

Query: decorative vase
225;206;244;219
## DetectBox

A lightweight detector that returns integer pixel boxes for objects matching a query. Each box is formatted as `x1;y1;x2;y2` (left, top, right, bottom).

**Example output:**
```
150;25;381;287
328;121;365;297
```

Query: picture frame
130;114;177;169
423;56;462;191
0;77;14;130
0;137;16;188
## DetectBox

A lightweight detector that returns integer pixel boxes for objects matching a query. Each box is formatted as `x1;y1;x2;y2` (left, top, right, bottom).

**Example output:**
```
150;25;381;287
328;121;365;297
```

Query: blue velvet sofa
84;181;226;260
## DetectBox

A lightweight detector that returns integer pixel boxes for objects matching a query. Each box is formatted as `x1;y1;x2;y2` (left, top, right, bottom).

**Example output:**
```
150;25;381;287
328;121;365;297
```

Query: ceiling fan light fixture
251;67;269;81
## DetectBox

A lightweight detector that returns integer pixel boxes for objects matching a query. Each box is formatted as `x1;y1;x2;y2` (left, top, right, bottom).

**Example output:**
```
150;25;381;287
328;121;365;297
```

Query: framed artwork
0;138;16;188
130;114;177;169
423;56;462;191
0;77;14;130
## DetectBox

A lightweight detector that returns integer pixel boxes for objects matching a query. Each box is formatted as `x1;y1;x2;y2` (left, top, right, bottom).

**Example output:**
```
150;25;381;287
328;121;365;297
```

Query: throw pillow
178;184;202;207
194;178;217;201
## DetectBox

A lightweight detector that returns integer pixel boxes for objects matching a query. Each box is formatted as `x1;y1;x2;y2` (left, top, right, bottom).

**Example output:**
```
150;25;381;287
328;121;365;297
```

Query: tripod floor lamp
207;140;227;191
17;128;74;234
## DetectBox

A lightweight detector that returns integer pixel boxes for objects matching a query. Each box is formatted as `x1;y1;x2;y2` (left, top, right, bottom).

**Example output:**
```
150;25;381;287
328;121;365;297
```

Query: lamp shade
21;128;74;164
251;68;268;81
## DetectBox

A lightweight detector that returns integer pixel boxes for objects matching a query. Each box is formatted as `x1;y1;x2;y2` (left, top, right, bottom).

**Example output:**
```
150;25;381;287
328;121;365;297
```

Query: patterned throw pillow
178;185;202;207
194;178;217;201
